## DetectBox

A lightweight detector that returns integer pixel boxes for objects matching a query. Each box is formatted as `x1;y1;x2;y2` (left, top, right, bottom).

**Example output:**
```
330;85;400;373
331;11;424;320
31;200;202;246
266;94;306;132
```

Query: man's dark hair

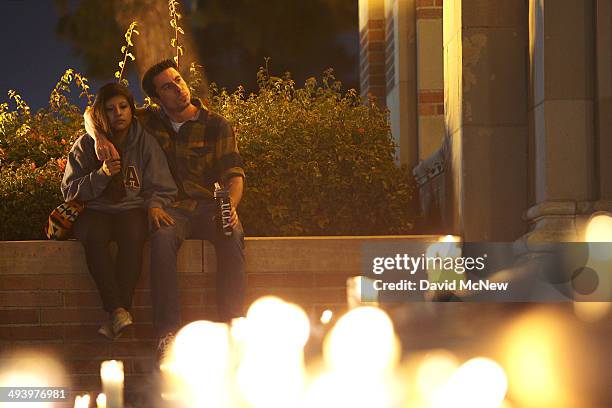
91;82;136;135
142;58;179;98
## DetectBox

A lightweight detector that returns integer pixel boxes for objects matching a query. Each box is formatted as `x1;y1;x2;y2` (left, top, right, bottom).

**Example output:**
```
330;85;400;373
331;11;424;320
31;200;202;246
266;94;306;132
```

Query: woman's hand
101;159;121;176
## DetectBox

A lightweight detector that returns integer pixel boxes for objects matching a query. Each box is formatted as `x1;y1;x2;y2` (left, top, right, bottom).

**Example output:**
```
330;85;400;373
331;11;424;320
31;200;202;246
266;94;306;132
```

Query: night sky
0;1;103;111
0;1;359;113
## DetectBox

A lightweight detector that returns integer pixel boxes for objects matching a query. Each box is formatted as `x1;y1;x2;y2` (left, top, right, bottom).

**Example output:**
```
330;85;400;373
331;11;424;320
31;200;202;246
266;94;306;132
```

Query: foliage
0;160;66;240
168;0;185;68
0;70;89;240
115;21;139;87
0;67;416;240
55;0;125;79
208;67;416;236
54;0;359;93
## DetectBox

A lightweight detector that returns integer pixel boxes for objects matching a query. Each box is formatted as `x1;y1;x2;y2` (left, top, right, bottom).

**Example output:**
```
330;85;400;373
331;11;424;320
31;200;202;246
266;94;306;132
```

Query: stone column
443;0;529;240
596;0;612;203
385;0;419;167
525;0;598;242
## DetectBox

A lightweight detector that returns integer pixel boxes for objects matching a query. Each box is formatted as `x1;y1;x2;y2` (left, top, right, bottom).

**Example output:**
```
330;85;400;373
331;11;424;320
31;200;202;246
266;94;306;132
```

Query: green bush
0;70;87;240
0;68;416;240
209;68;416;235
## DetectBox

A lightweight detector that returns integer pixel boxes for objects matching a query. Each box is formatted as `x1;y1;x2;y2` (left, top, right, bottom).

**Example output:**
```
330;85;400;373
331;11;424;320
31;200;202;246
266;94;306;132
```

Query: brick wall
0;236;437;399
360;18;388;105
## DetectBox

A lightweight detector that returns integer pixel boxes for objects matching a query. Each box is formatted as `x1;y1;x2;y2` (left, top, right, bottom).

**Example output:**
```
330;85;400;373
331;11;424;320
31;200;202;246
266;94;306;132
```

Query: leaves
116;21;139;84
168;0;184;68
205;66;417;236
1;66;416;240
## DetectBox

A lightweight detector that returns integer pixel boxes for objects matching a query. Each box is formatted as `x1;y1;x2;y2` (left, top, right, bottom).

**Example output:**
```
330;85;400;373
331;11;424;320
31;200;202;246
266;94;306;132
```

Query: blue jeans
149;200;245;337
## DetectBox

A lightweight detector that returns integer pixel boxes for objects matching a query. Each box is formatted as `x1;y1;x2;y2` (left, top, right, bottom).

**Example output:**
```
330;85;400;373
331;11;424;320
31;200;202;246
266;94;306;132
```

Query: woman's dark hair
92;83;135;202
91;83;136;135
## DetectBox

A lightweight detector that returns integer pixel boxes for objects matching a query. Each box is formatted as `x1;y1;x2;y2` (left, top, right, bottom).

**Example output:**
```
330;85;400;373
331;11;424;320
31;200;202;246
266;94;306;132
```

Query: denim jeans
149;199;245;337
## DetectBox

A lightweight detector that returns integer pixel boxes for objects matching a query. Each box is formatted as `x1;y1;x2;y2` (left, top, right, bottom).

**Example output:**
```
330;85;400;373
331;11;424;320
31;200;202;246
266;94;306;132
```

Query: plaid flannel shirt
136;99;245;209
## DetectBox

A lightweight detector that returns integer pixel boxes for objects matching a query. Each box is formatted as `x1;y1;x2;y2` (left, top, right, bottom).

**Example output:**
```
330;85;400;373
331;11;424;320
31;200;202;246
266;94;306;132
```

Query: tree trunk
112;0;202;83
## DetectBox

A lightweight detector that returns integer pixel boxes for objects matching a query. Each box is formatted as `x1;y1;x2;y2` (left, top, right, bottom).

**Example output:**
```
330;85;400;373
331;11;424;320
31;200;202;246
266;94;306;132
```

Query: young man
89;59;246;357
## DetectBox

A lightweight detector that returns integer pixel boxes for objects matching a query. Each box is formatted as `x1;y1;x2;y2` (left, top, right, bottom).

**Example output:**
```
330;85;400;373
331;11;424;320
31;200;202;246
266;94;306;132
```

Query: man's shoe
156;332;176;368
111;309;133;335
98;321;122;340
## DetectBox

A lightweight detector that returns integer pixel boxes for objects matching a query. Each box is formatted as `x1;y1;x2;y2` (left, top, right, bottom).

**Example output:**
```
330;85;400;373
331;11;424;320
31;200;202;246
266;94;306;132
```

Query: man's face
152;67;191;113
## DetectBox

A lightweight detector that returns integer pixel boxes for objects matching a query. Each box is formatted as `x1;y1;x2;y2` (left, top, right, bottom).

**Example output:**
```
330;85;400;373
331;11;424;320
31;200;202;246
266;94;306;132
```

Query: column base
513;200;612;256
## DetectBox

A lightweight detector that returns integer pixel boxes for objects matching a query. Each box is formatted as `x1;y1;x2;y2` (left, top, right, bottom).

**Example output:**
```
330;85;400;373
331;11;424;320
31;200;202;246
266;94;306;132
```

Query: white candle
320;309;333;325
100;360;124;408
96;393;107;408
73;394;90;408
346;276;378;308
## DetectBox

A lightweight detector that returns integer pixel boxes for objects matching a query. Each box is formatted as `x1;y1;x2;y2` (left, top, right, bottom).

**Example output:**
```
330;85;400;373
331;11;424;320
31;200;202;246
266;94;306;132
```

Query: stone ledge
0;236;443;276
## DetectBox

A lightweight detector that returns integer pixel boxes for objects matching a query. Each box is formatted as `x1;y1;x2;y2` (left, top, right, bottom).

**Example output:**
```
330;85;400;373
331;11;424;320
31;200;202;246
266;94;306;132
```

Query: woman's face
104;95;132;133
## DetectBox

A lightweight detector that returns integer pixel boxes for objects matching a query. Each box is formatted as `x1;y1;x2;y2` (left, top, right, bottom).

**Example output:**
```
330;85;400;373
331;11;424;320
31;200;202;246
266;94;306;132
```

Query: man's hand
84;106;120;160
101;159;121;176
149;207;175;229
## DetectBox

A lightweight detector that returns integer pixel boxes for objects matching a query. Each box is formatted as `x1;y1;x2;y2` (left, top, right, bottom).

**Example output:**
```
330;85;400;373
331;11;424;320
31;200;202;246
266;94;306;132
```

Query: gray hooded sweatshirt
61;120;177;213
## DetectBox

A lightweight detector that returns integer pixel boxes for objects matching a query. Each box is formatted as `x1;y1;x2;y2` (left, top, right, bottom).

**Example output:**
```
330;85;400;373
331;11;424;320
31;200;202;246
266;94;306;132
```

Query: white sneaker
98;321;122;340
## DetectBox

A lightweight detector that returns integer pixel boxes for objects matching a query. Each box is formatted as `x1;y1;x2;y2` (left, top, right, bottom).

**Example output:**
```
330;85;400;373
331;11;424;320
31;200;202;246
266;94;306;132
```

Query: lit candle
100;360;124;408
73;394;90;408
320;309;333;325
346;276;378;308
96;393;107;408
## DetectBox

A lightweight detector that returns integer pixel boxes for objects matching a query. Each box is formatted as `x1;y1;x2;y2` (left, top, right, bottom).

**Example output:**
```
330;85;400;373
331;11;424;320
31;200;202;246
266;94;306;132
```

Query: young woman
62;83;177;339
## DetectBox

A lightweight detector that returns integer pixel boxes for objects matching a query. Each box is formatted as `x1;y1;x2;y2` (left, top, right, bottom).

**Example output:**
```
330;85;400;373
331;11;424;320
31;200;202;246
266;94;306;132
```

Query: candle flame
100;360;124;382
433;357;507;408
96;393;107;408
324;306;399;374
74;393;90;408
320;309;333;324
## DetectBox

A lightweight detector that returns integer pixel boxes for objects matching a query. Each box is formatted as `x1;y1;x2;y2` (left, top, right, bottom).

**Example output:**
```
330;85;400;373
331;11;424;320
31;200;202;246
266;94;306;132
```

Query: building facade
360;0;612;243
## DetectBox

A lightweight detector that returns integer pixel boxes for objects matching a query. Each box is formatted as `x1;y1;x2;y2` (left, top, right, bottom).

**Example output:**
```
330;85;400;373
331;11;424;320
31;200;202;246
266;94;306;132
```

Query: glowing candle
320;309;333;325
100;360;124;408
346;276;378;308
73;394;90;408
96;393;107;408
